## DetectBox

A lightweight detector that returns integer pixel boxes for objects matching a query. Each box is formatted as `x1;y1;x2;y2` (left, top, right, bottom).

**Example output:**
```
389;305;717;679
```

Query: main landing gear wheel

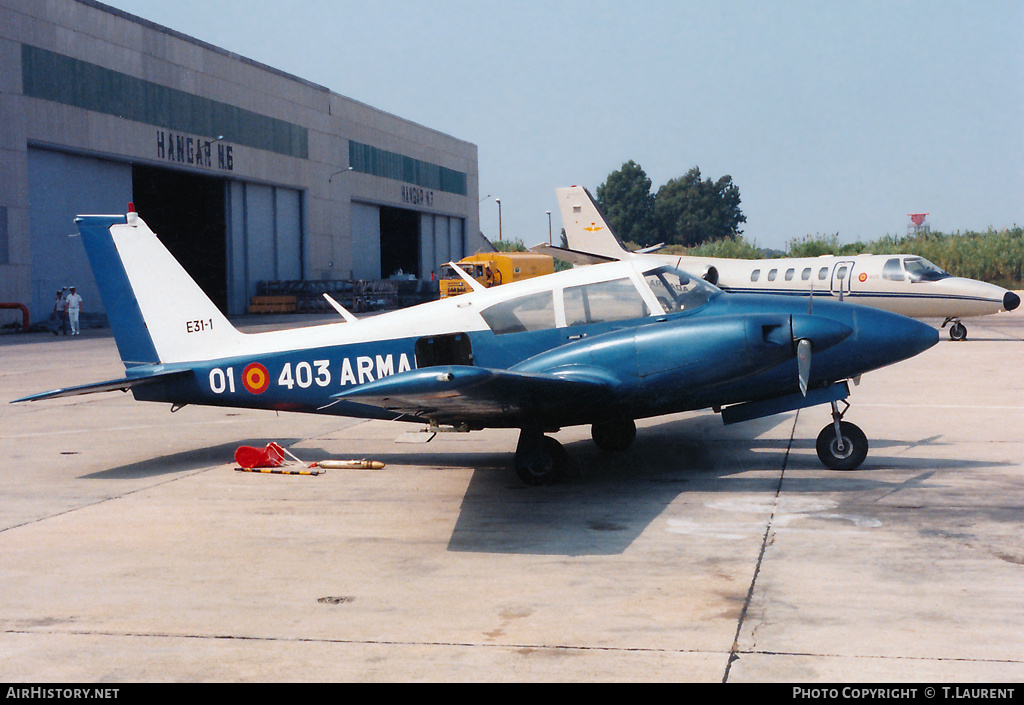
949;321;967;341
591;417;637;452
816;421;868;470
514;432;568;486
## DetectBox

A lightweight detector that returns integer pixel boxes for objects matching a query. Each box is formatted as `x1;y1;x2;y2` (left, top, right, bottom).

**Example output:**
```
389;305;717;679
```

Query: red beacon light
127;202;139;226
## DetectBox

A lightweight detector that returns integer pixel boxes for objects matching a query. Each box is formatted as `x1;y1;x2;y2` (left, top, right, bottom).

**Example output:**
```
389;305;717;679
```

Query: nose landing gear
815;399;868;470
942;317;968;341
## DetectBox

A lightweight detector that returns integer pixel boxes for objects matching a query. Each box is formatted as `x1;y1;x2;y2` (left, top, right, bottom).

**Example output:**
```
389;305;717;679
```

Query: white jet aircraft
541;186;1020;340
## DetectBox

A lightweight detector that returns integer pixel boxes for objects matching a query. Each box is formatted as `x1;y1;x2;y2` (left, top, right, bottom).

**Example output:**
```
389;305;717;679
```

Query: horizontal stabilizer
634;243;666;254
334;365;613;421
529;243;617;266
12;369;193;403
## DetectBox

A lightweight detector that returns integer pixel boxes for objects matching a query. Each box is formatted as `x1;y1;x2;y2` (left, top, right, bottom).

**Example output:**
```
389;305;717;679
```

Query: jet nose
1004;291;1021;312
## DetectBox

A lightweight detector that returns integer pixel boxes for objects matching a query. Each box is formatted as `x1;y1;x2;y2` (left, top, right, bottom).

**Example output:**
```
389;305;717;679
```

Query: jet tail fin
555;185;632;260
75;207;245;367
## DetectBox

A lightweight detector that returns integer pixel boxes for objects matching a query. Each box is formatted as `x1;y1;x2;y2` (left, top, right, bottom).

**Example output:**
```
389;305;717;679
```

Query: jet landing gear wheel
816;421;868;470
591;417;637;452
943;317;968;341
514;432;568;486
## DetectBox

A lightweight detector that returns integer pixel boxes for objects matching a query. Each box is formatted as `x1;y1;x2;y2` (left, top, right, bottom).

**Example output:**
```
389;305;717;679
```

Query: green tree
654;167;746;246
595;160;658;247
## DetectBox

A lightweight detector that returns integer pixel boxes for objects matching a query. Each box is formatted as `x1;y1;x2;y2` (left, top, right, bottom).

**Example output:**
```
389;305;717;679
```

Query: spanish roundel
242;363;270;394
859;272;867;282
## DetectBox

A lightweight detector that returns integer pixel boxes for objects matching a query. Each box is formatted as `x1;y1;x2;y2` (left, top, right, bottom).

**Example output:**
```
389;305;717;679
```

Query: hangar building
0;0;483;322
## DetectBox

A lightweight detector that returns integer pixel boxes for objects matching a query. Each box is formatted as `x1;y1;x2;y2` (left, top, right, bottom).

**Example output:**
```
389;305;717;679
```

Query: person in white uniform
66;286;83;336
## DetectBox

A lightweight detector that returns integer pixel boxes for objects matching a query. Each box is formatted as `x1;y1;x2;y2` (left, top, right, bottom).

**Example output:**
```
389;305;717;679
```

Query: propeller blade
797;338;812;396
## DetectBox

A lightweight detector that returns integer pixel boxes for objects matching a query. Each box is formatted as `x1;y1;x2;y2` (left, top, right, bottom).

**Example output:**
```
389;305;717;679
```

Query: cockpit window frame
904;256;950;282
639;264;720;316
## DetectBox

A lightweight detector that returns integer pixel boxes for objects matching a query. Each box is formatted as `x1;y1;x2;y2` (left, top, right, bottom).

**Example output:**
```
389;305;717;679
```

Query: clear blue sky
104;0;1021;251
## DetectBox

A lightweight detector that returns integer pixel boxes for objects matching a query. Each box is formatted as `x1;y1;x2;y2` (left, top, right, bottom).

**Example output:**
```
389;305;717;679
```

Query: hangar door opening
132;164;227;312
380;206;420;279
350;204;466;282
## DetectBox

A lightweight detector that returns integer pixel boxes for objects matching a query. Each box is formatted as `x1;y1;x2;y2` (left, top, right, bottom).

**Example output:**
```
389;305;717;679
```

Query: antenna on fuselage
323;293;359;323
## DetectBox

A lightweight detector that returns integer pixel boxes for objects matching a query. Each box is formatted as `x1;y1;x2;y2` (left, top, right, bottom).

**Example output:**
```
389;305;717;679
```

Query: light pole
495;198;502;241
546;210;552;245
329;166;354;182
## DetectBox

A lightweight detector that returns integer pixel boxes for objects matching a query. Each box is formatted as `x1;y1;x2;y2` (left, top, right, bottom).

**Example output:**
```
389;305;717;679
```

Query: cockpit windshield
904;257;949;282
643;265;719;314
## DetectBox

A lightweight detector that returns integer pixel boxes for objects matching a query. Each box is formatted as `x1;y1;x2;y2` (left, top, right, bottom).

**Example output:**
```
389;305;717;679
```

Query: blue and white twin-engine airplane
15;206;939;484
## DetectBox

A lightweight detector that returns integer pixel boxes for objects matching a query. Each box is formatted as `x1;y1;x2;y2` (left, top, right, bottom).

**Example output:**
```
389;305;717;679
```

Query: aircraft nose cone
1005;291;1021;312
904;316;940;356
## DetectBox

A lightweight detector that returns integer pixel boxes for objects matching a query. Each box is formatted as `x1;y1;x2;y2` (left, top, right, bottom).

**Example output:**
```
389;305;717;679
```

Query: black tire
591;417;637;452
949;322;967;341
515;436;568;486
816;421;868;471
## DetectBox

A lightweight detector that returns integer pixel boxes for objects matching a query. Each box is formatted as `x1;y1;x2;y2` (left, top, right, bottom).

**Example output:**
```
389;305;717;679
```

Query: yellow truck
439;252;555;298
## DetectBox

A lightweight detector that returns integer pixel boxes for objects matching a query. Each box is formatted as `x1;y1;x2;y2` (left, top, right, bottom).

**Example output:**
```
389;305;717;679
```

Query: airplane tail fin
75;207;245;367
555;185;632;260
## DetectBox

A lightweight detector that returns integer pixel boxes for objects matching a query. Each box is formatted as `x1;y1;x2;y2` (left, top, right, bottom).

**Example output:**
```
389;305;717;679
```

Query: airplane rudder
75;215;161;366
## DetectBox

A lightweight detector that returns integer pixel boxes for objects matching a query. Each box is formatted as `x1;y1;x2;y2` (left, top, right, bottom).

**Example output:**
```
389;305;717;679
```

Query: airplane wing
332;365;616;422
12;369;194;402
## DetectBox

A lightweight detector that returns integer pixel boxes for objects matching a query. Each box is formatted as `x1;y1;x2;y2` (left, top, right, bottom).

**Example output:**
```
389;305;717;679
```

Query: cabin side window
750;269;760;282
563;277;649;326
767;269;778;281
785;268;795;281
818;267;828;280
480;291;556;335
882;258;904;281
801;267;812;280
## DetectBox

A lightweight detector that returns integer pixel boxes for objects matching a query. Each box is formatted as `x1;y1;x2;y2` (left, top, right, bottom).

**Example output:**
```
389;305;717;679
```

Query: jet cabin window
644;266;716;314
564;278;649;325
882;257;904;281
480;291;556;335
904;257;949;282
801;267;812;280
